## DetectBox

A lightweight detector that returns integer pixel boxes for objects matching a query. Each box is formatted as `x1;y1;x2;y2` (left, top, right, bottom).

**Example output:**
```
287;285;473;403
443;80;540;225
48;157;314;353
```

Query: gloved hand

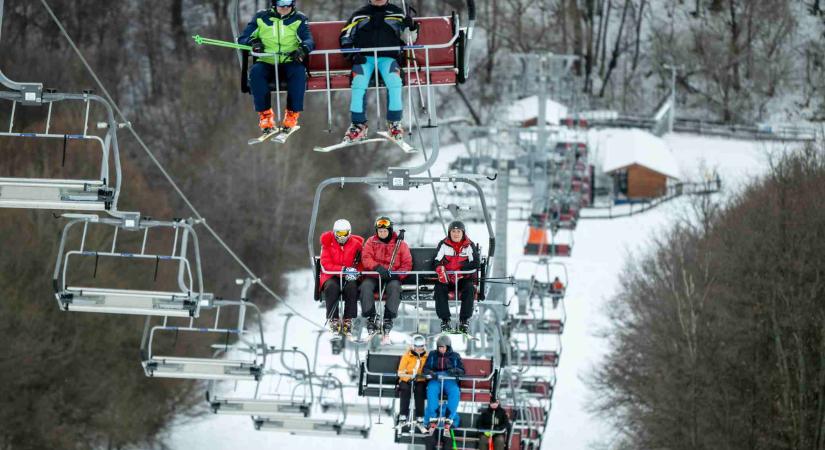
422;368;434;379
289;45;308;63
446;368;461;377
483;431;492;437
249;39;264;53
345;52;367;65
435;265;448;284
375;265;391;281
402;15;418;30
343;267;358;282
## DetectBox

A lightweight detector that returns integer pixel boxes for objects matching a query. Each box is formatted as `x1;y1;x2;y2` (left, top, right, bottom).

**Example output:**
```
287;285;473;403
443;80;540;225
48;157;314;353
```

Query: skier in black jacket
339;0;418;143
477;397;510;450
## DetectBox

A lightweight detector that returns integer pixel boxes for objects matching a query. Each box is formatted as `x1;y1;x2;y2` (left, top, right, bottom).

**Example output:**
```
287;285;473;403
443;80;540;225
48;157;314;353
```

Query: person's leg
342;279;359;319
493;435;506;450
424;380;440;425
433;283;451;321
458;278;475;322
282;62;307;112
377;57;403;122
479;435;490;450
350;57;377;124
384;279;402;319
398;381;412;417
322;279;342;320
359;278;378;318
444;380;460;423
249;62;275;112
413;381;426;419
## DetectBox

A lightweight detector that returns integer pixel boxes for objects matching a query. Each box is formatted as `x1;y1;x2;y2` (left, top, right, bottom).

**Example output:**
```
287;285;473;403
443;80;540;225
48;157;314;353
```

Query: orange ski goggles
375;218;392;229
334;229;350;238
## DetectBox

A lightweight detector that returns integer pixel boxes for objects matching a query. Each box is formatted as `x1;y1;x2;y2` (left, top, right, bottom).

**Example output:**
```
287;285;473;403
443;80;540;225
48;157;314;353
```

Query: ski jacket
551;280;564;291
397;347;428;382
434;235;479;279
339;3;408;59
423;346;465;376
477;407;511;432
319;231;364;287
239;9;315;65
361;232;413;280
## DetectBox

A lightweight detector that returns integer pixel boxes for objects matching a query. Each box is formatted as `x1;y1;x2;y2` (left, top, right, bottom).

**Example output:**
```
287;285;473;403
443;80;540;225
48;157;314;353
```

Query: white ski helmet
333;219;352;242
411;334;426;348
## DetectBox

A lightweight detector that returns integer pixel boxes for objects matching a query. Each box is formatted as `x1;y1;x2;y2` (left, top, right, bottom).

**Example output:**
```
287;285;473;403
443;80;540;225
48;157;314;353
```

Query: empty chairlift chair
0;88;122;211
52;215;205;318
141;298;266;381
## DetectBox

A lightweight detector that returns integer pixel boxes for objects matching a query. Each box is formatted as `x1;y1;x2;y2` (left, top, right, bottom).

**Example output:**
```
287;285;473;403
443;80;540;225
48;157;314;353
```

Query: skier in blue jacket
422;334;465;431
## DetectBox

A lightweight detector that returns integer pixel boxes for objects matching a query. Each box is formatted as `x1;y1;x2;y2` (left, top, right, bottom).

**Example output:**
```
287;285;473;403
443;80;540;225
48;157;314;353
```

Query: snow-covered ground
168;131;795;449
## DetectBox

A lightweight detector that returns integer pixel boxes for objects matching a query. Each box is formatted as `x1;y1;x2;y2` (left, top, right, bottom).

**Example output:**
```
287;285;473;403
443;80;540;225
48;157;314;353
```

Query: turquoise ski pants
350;56;403;124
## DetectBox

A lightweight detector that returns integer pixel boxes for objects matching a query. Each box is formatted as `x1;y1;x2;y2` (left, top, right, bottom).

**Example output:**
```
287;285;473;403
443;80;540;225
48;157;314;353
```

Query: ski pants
359;277;401;320
434;278;475;322
479;434;506;450
350;56;403;124
249;61;307;112
398;379;427;418
425;428;453;450
423;378;460;425
322;279;358;320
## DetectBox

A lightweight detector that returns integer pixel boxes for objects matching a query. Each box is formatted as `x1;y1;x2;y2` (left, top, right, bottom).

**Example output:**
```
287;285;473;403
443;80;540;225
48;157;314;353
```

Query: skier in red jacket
433;221;479;334
360;216;412;335
319;219;364;337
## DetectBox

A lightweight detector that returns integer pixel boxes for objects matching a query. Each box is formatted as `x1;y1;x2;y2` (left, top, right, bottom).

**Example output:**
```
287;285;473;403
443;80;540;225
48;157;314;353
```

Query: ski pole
450;428;458;450
192;35;252;51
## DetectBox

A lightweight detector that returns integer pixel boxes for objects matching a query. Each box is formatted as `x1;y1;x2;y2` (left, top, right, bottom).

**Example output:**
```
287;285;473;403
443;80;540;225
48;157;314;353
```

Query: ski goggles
334;229;350;238
375;218;392;229
274;0;295;7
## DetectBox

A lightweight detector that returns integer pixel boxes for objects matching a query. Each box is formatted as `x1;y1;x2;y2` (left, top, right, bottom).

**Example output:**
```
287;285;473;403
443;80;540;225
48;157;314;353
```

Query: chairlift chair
52;215;205;317
236;0;476;130
141;299;267;381
0;87;122;211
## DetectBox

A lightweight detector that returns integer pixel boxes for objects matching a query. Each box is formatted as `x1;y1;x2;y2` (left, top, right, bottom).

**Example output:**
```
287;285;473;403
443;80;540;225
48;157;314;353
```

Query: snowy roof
596;128;681;179
505;96;568;126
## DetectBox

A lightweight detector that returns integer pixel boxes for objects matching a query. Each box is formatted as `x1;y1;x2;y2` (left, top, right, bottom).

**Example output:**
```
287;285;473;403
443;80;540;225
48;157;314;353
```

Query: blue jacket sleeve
238;13;261;45
297;17;315;52
423;352;435;372
451;353;465;376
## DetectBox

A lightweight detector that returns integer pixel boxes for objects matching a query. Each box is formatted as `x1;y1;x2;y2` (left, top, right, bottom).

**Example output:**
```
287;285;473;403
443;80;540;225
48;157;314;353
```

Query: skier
477;397;511;450
396;334;428;428
550;276;565;293
422;335;464;434
433;221;479;333
238;0;314;137
360;216;412;336
339;0;418;143
319;219;363;337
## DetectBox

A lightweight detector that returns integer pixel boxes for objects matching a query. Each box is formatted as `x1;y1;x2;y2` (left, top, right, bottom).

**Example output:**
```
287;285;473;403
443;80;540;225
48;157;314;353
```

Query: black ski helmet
448;220;465;233
375;216;394;235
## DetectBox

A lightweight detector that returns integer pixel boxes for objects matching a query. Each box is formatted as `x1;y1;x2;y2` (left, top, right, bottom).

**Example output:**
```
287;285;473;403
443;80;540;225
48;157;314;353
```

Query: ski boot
382;318;394;334
328;318;341;336
344;122;369;143
341;318;353;337
440;319;452;333
282;109;300;130
258;108;276;133
457;320;469;334
386;121;404;142
365;315;379;335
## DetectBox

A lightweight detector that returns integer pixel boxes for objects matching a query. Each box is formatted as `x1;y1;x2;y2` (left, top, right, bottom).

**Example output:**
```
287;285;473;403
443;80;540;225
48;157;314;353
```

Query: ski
248;128;281;145
313;137;386;153
376;131;418;153
272;125;300;144
449;330;480;342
